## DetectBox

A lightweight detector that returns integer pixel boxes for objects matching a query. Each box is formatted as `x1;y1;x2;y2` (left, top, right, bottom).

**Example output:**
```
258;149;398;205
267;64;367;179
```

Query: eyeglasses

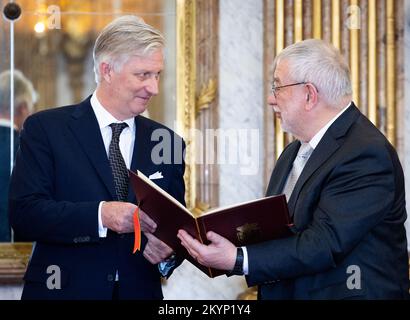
271;81;306;97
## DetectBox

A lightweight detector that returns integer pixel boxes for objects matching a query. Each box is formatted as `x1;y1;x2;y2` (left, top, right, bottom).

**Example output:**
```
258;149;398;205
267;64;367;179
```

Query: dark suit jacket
0;125;18;242
246;104;409;299
8;97;185;300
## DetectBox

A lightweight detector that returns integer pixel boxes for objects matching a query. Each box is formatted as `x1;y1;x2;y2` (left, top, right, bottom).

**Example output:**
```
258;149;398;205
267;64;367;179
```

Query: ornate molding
191;202;211;217
0;243;32;284
196;78;217;117
177;0;197;210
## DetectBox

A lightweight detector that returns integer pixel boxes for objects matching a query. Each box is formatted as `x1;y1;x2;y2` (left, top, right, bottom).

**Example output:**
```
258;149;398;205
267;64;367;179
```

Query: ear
100;62;112;83
15;102;27;116
14;102;30;130
304;83;318;111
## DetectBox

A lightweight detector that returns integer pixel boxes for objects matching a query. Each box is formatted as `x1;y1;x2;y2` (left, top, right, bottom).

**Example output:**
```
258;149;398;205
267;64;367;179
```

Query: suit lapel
287;104;361;216
68;98;117;199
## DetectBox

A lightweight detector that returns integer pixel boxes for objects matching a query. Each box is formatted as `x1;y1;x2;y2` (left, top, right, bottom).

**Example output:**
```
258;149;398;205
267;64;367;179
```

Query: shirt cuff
242;246;249;275
98;201;108;238
158;254;176;277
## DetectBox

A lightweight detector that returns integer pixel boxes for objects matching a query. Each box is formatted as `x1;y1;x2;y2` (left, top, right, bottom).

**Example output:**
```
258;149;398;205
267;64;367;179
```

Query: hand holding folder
129;170;293;277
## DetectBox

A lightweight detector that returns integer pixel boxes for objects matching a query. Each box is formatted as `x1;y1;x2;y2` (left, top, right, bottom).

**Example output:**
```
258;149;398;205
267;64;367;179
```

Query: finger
143;244;167;264
178;230;202;256
143;248;156;264
139;210;157;233
144;231;155;240
144;231;162;246
206;231;226;245
179;237;201;258
177;229;194;242
178;234;194;251
144;232;174;257
180;241;198;260
143;233;160;254
179;231;203;253
143;241;159;263
139;209;157;228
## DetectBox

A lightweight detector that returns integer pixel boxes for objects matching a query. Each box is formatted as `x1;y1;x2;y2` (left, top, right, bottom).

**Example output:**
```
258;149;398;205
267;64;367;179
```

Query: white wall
0;285;22;300
218;0;265;206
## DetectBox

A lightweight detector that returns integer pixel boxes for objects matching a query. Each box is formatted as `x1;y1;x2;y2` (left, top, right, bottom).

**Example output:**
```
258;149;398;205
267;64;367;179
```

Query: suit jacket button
107;274;114;282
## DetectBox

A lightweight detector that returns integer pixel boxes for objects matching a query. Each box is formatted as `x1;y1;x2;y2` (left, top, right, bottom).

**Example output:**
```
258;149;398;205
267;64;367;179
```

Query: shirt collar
90;92;135;131
308;102;352;149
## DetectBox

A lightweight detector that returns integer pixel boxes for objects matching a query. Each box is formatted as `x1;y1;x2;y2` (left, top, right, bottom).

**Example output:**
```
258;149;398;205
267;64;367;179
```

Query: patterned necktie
282;142;314;201
109;123;129;201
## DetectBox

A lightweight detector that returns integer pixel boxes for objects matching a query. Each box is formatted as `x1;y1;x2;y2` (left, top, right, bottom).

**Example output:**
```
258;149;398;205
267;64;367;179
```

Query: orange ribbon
133;207;141;253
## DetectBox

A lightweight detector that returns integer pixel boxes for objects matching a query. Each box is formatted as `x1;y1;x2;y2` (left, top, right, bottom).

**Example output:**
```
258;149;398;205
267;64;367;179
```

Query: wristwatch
228;247;244;276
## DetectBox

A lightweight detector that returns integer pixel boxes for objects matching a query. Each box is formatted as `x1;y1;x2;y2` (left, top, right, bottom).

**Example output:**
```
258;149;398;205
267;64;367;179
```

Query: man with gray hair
178;39;409;299
9;16;185;299
0;69;36;242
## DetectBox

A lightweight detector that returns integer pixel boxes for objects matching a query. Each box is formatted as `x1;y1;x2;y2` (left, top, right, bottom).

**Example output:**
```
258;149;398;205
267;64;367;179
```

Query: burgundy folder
129;170;292;277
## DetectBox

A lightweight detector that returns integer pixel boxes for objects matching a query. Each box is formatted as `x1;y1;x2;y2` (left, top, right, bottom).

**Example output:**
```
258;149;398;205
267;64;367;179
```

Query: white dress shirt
90;93;136;237
242;102;352;275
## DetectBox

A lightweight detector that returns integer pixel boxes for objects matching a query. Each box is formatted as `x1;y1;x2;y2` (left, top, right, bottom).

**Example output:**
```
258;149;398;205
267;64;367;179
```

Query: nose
145;76;159;96
267;92;277;106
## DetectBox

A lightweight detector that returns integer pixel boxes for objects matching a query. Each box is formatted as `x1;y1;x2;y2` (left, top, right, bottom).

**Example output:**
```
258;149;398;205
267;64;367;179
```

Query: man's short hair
93;15;164;83
0;69;37;115
274;39;352;107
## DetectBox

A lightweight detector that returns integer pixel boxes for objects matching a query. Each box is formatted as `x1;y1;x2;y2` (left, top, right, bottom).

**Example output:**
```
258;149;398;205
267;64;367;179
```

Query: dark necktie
109;123;129;201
